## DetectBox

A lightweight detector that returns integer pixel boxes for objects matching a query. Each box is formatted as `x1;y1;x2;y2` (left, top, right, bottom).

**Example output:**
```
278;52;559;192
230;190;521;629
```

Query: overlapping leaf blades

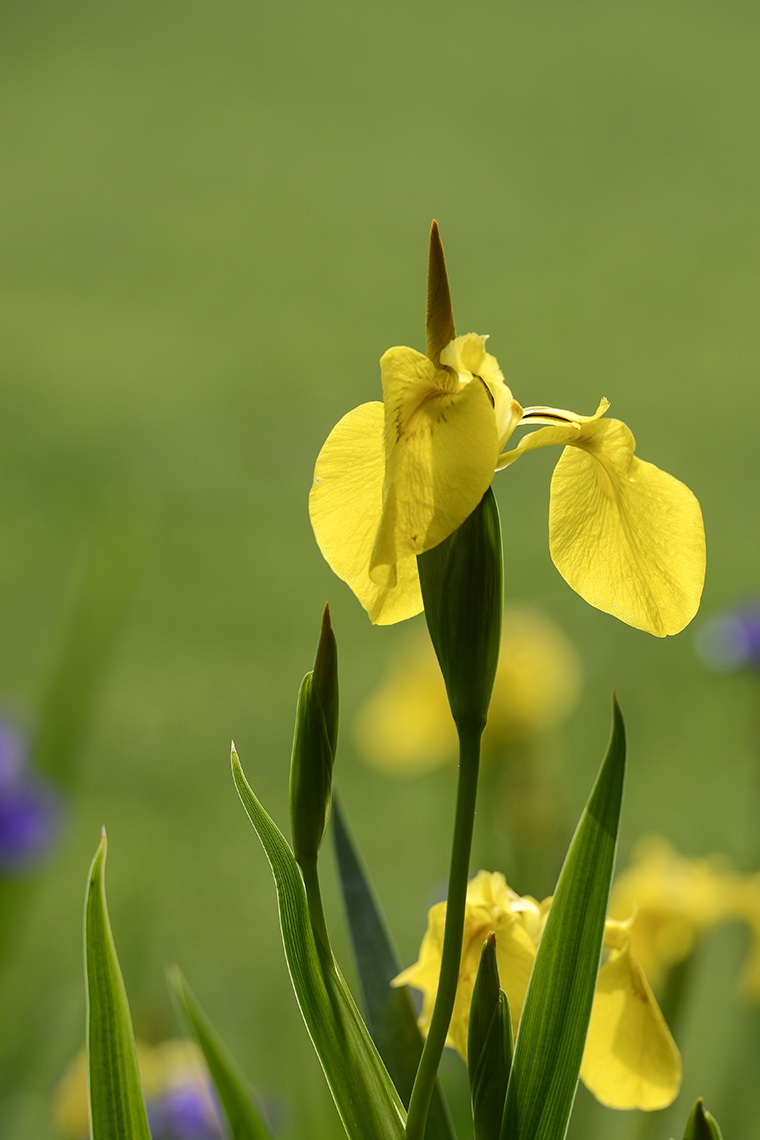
231;747;406;1140
501;700;626;1140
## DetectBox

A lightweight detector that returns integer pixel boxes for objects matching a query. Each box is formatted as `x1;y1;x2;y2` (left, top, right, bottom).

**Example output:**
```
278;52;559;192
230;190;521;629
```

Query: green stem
300;854;331;955
405;726;482;1140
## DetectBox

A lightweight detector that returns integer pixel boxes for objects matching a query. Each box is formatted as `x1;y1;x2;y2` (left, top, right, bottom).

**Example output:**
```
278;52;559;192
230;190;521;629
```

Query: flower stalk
405;725;482;1140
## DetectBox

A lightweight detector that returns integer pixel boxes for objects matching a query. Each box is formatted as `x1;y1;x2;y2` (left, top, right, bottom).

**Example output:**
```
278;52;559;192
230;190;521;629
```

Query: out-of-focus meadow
1;1;758;1136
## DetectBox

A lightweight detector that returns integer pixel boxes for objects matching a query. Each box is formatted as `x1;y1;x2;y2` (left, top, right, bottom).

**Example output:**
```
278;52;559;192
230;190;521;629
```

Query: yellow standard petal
548;417;706;636
309;401;423;624
370;346;499;583
580;934;681;1110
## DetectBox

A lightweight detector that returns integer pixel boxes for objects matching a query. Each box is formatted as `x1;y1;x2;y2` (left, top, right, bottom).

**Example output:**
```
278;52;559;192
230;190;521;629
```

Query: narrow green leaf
84;832;151;1140
683;1098;725;1140
331;799;455;1140
231;747;406;1140
469;935;512;1140
501;698;626;1140
168;966;276;1140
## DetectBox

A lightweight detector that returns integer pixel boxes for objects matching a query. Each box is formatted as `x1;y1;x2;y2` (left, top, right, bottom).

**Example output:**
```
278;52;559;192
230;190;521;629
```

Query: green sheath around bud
417;487;503;737
468;933;513;1140
289;605;339;864
682;1099;724;1140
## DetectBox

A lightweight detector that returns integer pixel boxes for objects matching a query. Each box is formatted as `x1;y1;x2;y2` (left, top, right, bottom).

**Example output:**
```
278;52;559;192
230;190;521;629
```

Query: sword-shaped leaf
168;966;276;1140
332;798;455;1140
84;832;151;1140
231;747;406;1140
501;699;626;1140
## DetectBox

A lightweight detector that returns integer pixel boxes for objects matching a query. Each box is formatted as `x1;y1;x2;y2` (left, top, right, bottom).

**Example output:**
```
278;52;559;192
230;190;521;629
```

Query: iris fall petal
309;401;423;624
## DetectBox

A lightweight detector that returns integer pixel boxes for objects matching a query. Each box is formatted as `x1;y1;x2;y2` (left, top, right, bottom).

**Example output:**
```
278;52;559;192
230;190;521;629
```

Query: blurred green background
1;0;758;1136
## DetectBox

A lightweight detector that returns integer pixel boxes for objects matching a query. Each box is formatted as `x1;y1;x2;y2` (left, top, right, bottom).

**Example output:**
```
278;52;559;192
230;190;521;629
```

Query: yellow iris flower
393;870;681;1112
309;230;705;635
610;837;760;1000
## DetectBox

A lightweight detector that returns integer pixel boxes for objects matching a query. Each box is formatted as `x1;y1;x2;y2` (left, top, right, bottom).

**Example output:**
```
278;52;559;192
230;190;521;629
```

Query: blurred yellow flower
53;1038;223;1139
310;329;705;635
394;870;681;1111
355;607;581;775
610;837;760;999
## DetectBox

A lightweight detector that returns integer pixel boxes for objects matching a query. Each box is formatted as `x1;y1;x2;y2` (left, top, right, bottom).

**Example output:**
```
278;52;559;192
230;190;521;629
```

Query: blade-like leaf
231;747;406;1140
683;1098;725;1140
168;966;276;1140
502;699;626;1140
84;832;151;1140
331;798;455;1140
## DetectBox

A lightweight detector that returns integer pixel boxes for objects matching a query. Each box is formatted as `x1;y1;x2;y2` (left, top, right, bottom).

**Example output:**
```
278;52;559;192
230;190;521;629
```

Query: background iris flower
610;837;760;1000
393;870;681;1112
53;1040;226;1140
354;606;581;775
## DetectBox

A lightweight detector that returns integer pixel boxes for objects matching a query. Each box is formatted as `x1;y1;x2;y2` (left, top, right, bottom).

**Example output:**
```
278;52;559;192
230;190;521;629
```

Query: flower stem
300;853;331;955
405;725;482;1140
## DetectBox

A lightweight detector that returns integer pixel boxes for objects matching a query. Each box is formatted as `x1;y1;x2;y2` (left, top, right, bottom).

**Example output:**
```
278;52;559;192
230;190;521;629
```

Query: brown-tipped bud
425;221;456;363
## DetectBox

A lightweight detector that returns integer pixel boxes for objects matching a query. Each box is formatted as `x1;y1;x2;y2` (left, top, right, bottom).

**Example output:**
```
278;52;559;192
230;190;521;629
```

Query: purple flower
696;602;760;672
0;718;62;874
147;1082;226;1140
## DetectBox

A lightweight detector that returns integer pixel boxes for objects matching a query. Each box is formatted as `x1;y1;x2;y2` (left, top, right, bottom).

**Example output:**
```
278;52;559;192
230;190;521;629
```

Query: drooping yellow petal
370;346;499;580
548;418;705;636
580;942;681;1110
309;401;423;624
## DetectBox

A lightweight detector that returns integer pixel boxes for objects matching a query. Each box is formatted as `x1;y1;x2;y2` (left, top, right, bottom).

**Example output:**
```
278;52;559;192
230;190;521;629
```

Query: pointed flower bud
682;1098;724;1140
426;220;456;363
468;933;513;1140
416;488;503;737
289;605;339;864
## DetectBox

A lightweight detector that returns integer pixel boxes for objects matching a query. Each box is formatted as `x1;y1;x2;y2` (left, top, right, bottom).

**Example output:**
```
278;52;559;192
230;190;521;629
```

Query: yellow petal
370;347;499;577
496;400;609;470
440;333;522;449
309;401;423;624
580;945;681;1110
548;418;705;636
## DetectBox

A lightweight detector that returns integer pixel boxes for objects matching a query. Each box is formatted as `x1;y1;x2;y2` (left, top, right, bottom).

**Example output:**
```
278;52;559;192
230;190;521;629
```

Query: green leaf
417;487;503;736
331;799;455;1140
501;698;626;1140
683;1098;725;1140
231;747;406;1140
469;935;512;1140
84;832;151;1140
168;966;276;1140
